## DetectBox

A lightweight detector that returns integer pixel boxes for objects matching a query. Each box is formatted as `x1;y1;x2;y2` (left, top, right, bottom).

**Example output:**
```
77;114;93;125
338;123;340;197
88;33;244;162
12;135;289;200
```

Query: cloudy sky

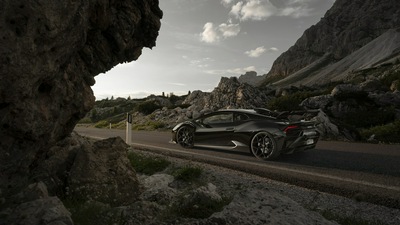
92;0;335;100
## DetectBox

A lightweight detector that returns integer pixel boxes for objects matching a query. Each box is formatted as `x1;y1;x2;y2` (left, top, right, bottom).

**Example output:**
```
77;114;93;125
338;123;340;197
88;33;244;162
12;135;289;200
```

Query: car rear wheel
250;131;279;160
176;126;194;148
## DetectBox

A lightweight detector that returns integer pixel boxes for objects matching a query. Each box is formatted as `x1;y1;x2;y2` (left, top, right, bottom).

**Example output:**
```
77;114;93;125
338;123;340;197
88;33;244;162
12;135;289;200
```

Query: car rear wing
254;108;320;121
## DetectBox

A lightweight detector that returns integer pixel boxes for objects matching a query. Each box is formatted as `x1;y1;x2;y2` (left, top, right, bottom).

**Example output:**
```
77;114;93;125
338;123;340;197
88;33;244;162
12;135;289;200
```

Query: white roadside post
126;113;132;144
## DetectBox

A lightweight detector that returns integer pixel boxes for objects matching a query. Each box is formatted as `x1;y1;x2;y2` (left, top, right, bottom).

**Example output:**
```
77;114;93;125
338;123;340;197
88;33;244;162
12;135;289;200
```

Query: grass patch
127;152;171;175
132;121;166;131
343;107;396;129
172;165;203;182
94;120;109;128
266;91;318;111
360;120;400;143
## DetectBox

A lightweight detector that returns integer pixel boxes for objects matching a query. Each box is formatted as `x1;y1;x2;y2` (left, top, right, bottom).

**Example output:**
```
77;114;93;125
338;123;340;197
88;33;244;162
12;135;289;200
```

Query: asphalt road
74;126;400;208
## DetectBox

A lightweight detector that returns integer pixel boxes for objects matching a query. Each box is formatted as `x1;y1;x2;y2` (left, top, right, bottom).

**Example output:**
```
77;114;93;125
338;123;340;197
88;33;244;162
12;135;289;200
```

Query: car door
195;112;235;146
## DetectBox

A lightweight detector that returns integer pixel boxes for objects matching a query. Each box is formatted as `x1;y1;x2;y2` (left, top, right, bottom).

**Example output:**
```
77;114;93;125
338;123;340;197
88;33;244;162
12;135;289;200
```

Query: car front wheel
250;131;279;160
176;126;195;148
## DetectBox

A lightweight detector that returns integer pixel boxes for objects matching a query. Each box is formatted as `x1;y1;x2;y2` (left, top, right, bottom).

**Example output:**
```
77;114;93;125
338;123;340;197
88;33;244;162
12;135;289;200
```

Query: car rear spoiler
254;108;320;121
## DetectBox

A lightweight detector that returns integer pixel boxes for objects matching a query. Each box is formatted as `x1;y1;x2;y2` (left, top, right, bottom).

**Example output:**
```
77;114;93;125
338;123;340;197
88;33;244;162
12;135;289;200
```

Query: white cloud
279;6;312;18
245;46;266;57
231;0;277;21
201;22;241;43
228;0;317;21
280;0;315;18
218;23;241;38
230;1;243;17
268;47;279;52
168;82;186;86
200;22;219;43
205;66;257;75
188;57;214;68
245;46;279;57
221;0;234;7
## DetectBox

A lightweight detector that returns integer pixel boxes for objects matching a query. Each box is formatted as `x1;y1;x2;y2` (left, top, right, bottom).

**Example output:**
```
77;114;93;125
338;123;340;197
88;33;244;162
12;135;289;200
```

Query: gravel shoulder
132;148;400;225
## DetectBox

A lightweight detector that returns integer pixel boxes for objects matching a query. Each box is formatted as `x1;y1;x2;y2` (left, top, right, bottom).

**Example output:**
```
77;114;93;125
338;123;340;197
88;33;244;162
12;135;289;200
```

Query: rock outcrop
265;0;400;85
0;0;162;224
67;137;140;206
0;0;162;193
237;71;265;86
183;77;273;112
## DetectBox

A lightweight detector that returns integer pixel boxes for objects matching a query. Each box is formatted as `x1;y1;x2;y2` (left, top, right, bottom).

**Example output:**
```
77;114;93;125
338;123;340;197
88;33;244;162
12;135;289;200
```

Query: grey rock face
267;0;400;80
238;71;265;86
68;137;140;206
209;189;338;225
0;182;73;225
0;0;162;193
0;1;161;223
184;77;272;111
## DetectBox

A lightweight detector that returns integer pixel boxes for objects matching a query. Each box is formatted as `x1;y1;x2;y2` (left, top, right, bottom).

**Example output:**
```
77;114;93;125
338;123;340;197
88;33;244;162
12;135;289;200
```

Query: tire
176;126;195;148
250;131;280;160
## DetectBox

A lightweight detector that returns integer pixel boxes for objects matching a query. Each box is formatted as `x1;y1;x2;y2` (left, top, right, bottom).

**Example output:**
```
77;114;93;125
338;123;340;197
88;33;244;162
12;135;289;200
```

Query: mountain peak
264;0;400;87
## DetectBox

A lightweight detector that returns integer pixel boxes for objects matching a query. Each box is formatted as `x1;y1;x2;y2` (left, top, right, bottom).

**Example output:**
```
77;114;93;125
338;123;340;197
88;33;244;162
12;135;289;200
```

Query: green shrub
172;165;203;182
127;152;170;175
147;121;166;130
360;120;400;143
267;91;316;111
78;117;92;124
381;70;400;87
343;107;396;128
94;120;109;128
132;121;166;131
136;101;161;115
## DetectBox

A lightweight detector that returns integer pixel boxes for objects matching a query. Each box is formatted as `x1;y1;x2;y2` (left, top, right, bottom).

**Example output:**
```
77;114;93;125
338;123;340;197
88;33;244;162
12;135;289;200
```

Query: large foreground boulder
0;182;73;225
0;0;162;195
68;137;140;206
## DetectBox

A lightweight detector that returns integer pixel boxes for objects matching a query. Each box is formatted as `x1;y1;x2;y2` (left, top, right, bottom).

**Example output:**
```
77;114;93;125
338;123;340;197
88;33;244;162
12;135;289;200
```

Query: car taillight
283;125;299;133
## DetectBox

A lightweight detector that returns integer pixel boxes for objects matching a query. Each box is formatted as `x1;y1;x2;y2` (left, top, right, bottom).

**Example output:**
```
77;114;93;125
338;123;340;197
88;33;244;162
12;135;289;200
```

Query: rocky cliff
237;71;265;86
183;77;273;112
265;0;400;85
0;0;162;222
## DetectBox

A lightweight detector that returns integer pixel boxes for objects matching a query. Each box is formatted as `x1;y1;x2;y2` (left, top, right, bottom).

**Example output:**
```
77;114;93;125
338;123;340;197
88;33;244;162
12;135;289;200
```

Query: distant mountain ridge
264;0;400;86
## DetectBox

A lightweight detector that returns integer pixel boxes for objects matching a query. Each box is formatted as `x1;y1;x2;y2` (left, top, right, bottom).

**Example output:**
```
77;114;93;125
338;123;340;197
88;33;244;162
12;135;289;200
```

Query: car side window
234;113;249;122
203;113;233;124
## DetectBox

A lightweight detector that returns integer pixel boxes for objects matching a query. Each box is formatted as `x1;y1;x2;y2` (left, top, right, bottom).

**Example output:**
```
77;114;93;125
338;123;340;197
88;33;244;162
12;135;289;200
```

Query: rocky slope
274;28;400;87
265;0;400;86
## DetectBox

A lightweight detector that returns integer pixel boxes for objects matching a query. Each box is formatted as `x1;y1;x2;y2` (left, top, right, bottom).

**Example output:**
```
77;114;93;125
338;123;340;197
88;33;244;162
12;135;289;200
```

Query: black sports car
171;108;320;160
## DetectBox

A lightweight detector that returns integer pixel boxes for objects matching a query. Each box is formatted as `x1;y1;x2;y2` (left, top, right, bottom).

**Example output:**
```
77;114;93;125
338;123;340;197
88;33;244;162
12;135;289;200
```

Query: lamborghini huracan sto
171;108;320;160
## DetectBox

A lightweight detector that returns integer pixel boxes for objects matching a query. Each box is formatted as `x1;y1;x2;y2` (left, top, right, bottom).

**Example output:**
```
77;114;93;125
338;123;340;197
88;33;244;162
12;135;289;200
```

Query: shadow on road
279;149;400;177
191;145;400;177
